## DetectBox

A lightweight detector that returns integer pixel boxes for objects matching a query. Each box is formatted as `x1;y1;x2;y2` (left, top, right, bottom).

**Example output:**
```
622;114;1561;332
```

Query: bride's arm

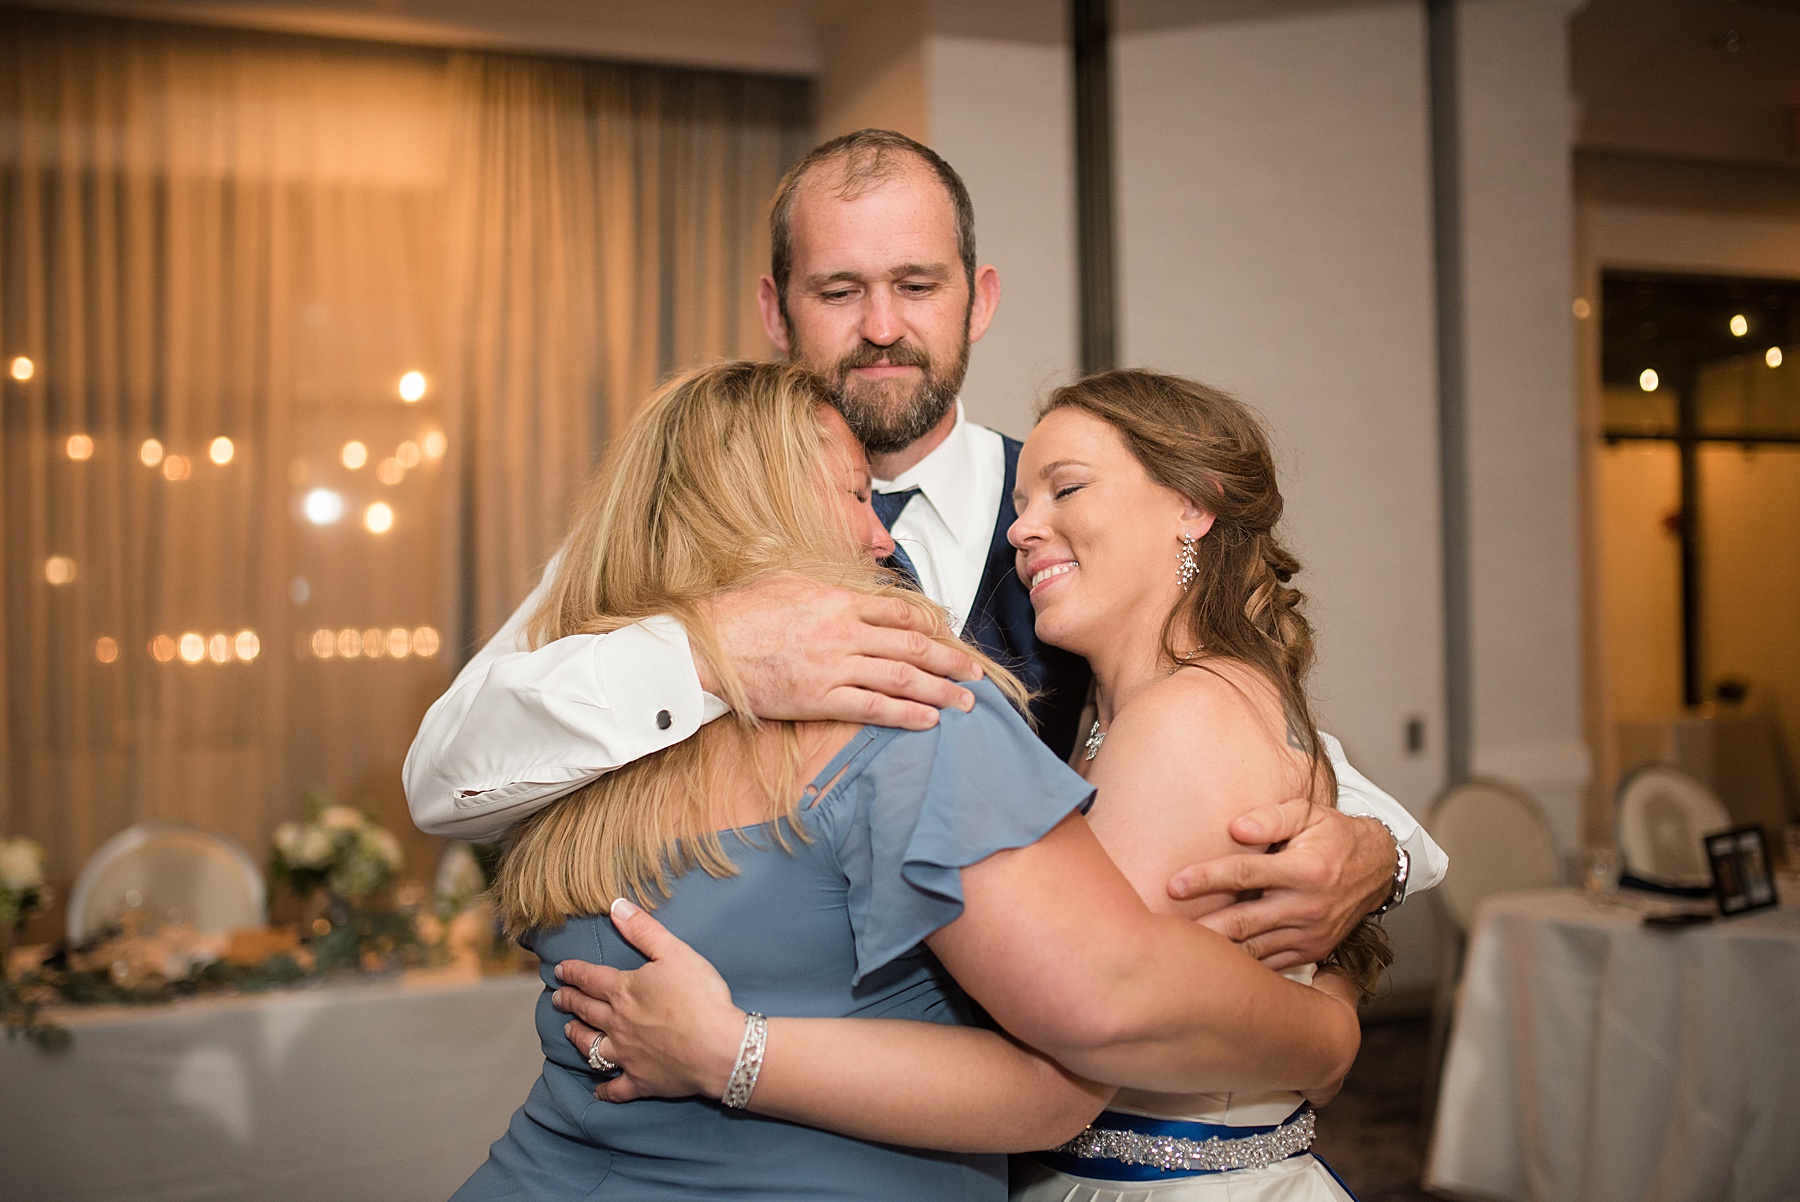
558;900;1111;1152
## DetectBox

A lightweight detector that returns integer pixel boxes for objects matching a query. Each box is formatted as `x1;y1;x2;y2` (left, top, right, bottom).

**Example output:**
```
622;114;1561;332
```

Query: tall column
1455;0;1589;851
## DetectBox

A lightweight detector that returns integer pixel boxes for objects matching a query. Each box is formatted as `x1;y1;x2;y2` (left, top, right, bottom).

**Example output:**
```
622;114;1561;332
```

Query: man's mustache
834;341;932;377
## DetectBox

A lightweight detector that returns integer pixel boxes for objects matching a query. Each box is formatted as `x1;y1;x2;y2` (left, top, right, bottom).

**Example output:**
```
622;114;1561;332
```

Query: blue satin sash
1033;1104;1313;1182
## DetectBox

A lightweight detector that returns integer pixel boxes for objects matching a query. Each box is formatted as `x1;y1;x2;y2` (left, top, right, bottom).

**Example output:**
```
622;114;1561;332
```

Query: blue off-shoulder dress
453;679;1096;1202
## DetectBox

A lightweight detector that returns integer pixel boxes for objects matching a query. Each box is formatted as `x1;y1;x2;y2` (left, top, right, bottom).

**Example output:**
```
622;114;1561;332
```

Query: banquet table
0;965;544;1202
1425;887;1800;1202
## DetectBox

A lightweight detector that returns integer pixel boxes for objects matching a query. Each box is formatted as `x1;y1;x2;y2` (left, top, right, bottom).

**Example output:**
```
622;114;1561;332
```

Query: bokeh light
1730;314;1749;337
178;632;206;664
151;635;177;663
9;356;34;381
399;371;427;402
66;434;94;461
95;637;119;664
422;431;446;459
377;457;404;485
362;628;385;657
1769;347;1785;369
336;628;362;658
395;440;422;469
364;501;394;533
140;439;165;467
412;626;440;656
162;455;191;481
386;627;411;657
1571;299;1590;319
303;488;345;525
310;628;336;658
209;436;235;465
208;633;232;663
45;556;76;585
341;440;368;470
1638;369;1659;392
235;630;261;661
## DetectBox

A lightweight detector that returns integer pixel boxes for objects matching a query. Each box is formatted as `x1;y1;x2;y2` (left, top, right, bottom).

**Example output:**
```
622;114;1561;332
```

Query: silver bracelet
720;1012;767;1109
1366;817;1410;916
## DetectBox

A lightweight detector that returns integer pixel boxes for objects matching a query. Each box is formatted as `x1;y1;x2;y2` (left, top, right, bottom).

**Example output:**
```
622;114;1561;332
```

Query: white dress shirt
873;405;1006;635
403;403;1447;896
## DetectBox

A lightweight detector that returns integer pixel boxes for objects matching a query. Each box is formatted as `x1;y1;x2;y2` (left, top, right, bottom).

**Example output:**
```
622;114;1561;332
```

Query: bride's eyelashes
1054;482;1090;500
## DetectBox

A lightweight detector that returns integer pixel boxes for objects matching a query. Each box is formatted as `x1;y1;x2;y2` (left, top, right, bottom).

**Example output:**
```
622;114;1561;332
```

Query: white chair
1615;764;1732;891
1422;778;1561;1120
1427;778;1562;935
66;824;266;944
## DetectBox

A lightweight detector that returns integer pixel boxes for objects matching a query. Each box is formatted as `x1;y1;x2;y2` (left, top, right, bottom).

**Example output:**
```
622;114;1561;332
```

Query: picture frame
1705;825;1778;917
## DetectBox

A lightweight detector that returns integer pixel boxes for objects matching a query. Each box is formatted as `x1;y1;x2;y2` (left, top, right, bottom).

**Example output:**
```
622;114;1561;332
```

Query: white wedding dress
1011;969;1357;1202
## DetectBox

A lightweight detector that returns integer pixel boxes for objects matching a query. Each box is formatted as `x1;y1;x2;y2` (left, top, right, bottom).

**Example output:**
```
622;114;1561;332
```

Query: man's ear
757;275;792;355
967;264;1001;345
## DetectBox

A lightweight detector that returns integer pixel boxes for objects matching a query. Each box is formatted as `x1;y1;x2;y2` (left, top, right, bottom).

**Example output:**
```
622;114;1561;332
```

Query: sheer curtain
0;9;810;928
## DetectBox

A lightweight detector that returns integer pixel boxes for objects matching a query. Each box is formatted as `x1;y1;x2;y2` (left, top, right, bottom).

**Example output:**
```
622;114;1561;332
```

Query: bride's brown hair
1041;369;1391;998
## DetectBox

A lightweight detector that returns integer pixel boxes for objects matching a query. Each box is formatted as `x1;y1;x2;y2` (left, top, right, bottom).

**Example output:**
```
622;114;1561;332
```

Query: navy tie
872;487;923;589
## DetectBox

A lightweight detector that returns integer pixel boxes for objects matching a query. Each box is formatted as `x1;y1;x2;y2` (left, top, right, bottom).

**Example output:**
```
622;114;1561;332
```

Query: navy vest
959;436;1093;762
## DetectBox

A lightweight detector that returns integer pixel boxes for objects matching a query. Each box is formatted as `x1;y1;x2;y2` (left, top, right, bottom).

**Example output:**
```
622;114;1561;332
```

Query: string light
208;633;232;663
1730;314;1749;337
44;556;76;585
178;632;206;664
95;637;119;664
376;458;404;485
1769;347;1785;369
66;434;94;461
209;436;235;465
422;431;446;459
336;628;362;658
303;488;345;525
412;626;440;656
162;455;191;481
9;356;34;381
386;627;411;657
362;628;385;657
234;630;261;661
1639;369;1659;392
140;439;165;467
395;441;422;469
341;441;368;470
310;629;336;658
399;371;427;402
364;502;394;534
151;635;177;662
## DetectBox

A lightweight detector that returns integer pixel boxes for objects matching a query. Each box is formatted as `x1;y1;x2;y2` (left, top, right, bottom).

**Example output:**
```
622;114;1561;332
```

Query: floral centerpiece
270;791;415;972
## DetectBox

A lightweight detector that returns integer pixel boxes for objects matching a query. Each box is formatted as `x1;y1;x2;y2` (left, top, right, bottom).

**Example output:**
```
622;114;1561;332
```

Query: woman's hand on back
554;898;747;1103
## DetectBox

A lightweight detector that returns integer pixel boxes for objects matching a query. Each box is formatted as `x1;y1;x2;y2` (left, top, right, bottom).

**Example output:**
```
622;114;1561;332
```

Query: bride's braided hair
1042;369;1391;999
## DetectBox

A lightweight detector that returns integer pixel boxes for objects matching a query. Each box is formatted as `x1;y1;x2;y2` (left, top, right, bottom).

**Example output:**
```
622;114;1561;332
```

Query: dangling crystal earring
1177;534;1199;592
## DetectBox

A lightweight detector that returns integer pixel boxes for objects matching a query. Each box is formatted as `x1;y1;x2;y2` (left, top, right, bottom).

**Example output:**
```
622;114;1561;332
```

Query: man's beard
823;337;971;456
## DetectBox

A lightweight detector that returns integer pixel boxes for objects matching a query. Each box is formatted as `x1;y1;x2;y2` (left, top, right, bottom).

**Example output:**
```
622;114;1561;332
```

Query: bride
553;367;1386;1200
453;360;1362;1200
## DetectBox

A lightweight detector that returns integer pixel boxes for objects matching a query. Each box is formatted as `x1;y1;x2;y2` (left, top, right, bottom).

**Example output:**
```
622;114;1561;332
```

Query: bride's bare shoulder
1106;658;1286;757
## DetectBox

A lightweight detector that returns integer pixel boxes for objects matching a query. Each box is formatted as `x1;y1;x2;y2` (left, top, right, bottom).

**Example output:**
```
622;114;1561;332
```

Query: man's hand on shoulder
695;573;981;730
1164;800;1397;969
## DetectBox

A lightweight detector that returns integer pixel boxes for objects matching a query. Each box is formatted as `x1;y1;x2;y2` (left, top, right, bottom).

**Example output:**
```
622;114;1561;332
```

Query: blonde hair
495;360;1026;934
1043;370;1392;998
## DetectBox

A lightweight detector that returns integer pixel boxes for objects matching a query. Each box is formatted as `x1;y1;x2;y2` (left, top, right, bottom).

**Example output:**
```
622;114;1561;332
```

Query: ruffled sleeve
832;678;1095;985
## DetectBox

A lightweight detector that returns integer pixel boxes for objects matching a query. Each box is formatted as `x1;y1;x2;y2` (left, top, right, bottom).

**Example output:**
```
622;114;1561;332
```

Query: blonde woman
453;361;1359;1201
550;369;1387;1200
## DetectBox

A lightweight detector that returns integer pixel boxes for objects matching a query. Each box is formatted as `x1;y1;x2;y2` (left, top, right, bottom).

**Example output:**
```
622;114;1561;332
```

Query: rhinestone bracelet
720;1011;767;1109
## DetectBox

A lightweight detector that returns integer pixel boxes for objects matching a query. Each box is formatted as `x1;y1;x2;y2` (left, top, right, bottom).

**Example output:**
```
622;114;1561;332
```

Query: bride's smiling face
1009;406;1213;658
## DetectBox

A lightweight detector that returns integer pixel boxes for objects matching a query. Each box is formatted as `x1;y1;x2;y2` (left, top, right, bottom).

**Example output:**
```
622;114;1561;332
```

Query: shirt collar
871;402;981;545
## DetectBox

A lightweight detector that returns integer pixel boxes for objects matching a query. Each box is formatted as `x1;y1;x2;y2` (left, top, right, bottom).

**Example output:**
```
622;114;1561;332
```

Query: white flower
319;805;364;834
367;828;405;873
0;837;46;893
288;825;335;869
273;822;301;858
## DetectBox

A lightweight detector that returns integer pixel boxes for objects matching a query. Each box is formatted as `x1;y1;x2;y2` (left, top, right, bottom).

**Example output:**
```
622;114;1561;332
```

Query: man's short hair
769;129;977;320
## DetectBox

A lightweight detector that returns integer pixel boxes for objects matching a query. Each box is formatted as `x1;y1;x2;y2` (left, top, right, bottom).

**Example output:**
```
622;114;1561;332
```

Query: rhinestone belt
1048;1106;1316;1175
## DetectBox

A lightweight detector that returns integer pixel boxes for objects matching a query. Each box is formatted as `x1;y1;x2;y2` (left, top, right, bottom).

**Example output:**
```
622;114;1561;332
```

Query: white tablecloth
1425;888;1800;1202
0;966;544;1201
